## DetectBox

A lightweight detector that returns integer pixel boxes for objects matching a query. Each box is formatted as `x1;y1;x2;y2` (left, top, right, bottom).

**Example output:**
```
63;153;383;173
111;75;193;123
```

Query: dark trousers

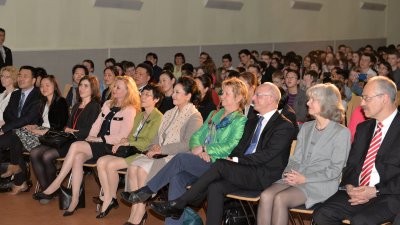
178;159;264;225
0;132;27;185
313;190;395;225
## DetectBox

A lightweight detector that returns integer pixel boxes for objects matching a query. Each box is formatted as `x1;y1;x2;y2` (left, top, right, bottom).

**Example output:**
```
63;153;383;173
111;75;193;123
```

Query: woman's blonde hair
0;66;18;88
306;83;344;123
110;76;141;112
222;77;249;111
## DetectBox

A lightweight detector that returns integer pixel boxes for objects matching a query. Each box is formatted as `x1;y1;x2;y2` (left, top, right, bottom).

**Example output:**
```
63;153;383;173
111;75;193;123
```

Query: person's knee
312;206;332;225
137;167;147;177
97;157;107;169
260;188;275;204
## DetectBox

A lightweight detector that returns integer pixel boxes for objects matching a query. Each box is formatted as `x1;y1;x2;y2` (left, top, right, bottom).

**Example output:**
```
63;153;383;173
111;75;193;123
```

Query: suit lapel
377;112;400;157
258;111;280;143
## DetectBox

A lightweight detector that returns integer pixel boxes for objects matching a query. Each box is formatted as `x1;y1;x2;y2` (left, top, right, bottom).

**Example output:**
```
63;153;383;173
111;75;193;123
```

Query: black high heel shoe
32;190;58;201
63;209;76;217
123;212;148;225
96;198;119;219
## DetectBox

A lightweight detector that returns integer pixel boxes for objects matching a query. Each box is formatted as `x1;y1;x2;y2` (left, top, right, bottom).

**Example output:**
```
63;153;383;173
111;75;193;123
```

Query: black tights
30;145;60;189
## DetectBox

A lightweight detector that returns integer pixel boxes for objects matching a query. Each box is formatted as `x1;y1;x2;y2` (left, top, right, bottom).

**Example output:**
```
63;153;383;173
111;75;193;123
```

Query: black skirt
86;142;113;164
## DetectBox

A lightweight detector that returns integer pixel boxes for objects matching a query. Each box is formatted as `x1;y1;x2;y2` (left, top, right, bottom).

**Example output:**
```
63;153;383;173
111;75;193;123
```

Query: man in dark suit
313;76;400;225
146;52;162;83
0;65;42;194
0;28;13;93
148;82;297;225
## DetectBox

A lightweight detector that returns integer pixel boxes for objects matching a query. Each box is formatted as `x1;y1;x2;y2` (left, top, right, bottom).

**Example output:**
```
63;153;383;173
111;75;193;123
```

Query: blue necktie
244;116;264;155
18;92;25;118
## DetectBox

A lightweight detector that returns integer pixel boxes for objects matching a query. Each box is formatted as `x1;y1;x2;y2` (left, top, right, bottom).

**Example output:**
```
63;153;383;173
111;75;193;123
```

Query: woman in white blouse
0;66;18;124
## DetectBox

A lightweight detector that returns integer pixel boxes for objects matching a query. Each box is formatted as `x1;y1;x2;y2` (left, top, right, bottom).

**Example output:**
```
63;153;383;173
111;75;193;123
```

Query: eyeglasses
0;75;11;79
361;94;384;102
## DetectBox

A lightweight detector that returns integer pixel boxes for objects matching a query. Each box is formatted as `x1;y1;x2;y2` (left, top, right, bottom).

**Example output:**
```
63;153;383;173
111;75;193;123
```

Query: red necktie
359;122;383;186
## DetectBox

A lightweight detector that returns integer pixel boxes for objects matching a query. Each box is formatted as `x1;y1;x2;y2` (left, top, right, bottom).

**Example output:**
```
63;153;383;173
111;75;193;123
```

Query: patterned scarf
158;103;198;146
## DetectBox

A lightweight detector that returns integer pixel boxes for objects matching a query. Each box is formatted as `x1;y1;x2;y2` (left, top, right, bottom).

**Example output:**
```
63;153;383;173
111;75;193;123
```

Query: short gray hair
306;83;344;123
369;76;397;103
261;82;281;104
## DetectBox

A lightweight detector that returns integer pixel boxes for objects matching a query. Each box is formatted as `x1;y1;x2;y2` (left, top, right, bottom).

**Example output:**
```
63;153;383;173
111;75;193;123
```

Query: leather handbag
58;183;85;210
39;130;76;149
105;145;142;158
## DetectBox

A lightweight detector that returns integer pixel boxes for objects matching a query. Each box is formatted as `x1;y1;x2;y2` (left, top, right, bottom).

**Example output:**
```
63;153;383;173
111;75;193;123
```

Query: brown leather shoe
1;164;22;178
8;182;28;195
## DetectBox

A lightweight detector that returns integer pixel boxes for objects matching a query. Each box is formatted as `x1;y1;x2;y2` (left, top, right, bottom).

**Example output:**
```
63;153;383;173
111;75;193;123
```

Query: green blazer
189;108;247;162
125;108;163;163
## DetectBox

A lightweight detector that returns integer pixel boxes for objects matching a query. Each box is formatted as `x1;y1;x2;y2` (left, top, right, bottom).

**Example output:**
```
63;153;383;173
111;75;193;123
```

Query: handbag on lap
39;130;77;149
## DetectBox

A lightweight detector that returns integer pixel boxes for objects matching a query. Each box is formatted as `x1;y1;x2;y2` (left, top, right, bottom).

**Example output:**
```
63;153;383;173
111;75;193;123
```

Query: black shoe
63;209;76;217
123;212;148;225
32;191;57;201
96;198;119;219
92;196;103;205
120;190;152;204
149;201;184;219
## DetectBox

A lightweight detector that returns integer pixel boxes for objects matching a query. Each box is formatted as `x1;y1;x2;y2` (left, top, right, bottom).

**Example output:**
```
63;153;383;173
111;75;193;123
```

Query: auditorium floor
0;174;206;225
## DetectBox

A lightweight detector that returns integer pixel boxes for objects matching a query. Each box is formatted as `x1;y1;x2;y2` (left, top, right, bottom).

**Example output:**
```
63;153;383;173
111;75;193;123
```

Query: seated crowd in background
0;43;400;225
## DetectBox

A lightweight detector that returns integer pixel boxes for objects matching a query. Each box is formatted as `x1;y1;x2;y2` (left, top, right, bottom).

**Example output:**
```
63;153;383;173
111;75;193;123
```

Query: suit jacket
341;112;400;212
67;101;101;139
246;105;258;121
47;96;69;131
0;45;12;68
2;88;41;133
89;100;136;145
293;89;308;123
282;120;351;208
229;111;296;189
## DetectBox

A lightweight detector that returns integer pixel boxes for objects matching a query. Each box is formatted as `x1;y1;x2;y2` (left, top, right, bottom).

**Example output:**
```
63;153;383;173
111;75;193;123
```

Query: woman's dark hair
35;67;48;77
77;75;101;103
174;53;186;64
160;70;175;80
104;58;116;66
278;87;288;110
142;83;164;108
103;66;119;76
227;70;240;78
175;76;201;106
163;63;174;73
195;74;213;103
39;75;62;113
379;61;394;81
72;64;89;76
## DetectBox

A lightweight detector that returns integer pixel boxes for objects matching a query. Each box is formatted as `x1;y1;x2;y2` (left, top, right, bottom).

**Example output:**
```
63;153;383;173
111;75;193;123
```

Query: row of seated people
118;76;400;225
0;62;399;225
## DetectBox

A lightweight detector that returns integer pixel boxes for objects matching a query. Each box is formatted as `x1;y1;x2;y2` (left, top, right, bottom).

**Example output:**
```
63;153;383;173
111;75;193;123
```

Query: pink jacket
89;101;136;145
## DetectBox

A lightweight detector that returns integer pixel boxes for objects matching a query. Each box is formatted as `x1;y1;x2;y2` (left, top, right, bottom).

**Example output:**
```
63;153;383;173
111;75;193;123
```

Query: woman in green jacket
120;77;248;225
95;83;163;218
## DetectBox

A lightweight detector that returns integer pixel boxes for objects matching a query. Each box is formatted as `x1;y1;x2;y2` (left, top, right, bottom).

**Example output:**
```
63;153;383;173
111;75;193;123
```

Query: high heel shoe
63;209;76;217
123;212;148;225
32;190;58;201
96;198;119;219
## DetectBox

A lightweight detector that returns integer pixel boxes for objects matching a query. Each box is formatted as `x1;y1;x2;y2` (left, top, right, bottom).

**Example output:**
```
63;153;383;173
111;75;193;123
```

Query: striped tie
359;122;383;186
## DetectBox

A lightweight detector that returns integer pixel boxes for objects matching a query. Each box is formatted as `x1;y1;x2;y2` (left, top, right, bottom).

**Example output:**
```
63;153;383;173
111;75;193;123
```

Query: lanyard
72;108;84;129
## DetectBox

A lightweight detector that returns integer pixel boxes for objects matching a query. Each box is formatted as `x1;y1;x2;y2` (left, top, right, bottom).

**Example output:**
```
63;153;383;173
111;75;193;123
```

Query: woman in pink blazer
33;76;141;216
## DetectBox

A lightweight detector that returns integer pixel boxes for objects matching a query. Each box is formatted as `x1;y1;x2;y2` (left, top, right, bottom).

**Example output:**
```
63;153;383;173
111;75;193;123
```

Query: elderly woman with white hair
257;83;351;225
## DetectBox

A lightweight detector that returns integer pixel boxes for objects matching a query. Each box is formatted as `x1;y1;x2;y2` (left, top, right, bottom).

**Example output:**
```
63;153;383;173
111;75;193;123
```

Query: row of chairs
224;140;391;225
